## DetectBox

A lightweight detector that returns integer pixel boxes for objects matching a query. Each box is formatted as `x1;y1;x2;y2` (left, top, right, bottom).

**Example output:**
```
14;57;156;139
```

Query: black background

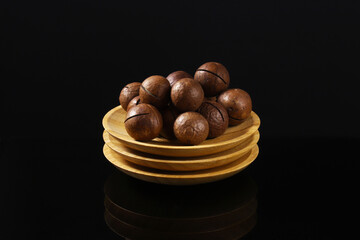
1;0;359;239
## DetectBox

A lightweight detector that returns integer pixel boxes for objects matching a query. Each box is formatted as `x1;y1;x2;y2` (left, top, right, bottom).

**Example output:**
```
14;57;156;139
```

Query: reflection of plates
105;210;256;240
102;105;260;157
104;171;258;239
103;144;259;185
103;130;260;171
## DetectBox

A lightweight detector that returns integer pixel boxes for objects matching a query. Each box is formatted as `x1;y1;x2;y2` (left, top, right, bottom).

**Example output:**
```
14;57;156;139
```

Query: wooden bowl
103;130;260;171
102;105;260;157
103;144;259;185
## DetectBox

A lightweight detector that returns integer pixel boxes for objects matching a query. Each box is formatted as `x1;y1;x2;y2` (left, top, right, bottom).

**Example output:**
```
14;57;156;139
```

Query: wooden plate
103;130;260;171
102;105;260;157
103;144;259;185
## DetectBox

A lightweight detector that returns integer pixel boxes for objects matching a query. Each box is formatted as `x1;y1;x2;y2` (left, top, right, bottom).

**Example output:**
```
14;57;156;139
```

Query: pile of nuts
119;62;252;145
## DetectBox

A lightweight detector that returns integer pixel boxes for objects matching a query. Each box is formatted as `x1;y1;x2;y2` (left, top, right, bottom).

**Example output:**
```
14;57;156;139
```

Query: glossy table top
1;136;356;239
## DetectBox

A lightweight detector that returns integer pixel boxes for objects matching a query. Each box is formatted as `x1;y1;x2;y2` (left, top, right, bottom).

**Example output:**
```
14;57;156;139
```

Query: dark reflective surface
2;0;359;238
1;137;357;239
104;171;257;239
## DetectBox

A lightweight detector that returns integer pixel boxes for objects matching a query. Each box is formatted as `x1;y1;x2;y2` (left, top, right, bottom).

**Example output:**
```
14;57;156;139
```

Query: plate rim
103;144;259;180
103;130;260;165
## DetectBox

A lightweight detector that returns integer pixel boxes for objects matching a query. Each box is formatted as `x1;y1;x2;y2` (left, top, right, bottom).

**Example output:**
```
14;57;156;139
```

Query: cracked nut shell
119;82;141;111
124;103;163;141
217;88;252;126
197;100;229;138
166;70;192;87
194;62;230;97
139;75;170;109
171;78;204;112
173;112;209;145
126;96;141;111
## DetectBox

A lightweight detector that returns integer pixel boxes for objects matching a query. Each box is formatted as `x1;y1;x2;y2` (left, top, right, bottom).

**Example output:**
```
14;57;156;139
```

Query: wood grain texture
103;130;260;171
102;144;259;185
102;105;260;157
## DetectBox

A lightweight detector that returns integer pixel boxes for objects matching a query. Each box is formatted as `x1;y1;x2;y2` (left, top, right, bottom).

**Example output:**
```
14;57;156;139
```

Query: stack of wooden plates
102;105;261;185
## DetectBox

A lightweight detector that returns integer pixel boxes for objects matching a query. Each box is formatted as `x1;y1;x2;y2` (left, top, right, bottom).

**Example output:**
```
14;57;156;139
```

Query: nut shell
205;96;217;102
124;103;163;141
126;96;141;111
166;70;192;87
194;62;230;97
217;88;252;126
197;100;229;138
160;105;179;139
119;82;141;110
173;112;209;145
139;75;170;109
171;78;204;112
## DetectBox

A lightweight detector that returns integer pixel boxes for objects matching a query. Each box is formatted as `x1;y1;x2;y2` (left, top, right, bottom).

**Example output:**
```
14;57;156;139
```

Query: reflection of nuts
194;62;230;97
139;75;170;109
166;70;192;87
198;100;229;138
174;112;209;145
125;103;163;141
119;82;141;110
217;88;252;126
171;78;204;112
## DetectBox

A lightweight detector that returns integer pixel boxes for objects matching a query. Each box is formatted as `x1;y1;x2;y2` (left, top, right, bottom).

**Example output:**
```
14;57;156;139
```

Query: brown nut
139;75;170;109
126;96;141;111
173;112;209;145
217;88;252;126
124;103;163;141
197;100;229;138
159;105;179;139
166;70;192;87
194;62;230;97
171;78;204;112
119;82;141;110
204;96;217;102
